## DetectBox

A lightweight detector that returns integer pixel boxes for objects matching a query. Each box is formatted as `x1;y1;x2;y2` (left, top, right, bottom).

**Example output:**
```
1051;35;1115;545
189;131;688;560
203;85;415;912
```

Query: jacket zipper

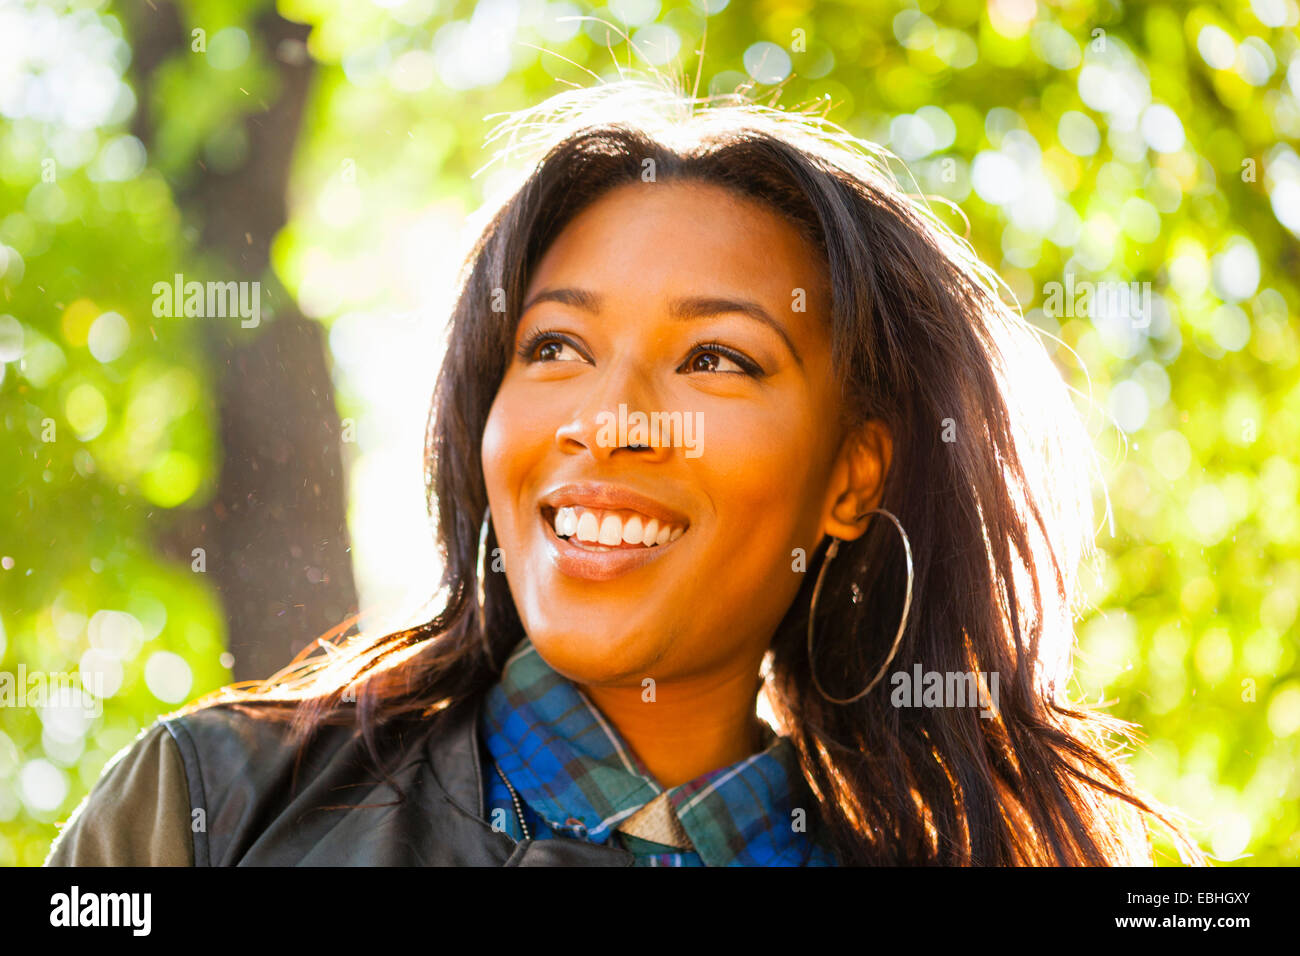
493;761;531;841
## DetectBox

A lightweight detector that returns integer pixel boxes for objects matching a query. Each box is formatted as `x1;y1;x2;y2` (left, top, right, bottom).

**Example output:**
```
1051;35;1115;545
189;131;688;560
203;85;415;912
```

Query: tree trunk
128;2;358;682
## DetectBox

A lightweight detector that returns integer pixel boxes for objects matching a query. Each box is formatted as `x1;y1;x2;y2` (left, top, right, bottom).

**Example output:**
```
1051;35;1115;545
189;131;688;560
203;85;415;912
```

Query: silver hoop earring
806;508;914;705
476;505;496;666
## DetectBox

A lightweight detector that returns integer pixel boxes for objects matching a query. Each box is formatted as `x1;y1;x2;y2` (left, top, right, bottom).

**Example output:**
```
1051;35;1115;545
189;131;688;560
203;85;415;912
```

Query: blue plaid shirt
479;638;839;866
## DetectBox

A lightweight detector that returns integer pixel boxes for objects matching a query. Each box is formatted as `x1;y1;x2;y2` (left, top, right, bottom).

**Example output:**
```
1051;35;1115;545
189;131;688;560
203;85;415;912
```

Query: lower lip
541;513;685;582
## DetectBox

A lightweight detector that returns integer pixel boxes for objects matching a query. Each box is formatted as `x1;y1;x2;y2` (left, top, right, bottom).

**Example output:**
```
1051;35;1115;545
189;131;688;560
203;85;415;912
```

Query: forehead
524;180;830;322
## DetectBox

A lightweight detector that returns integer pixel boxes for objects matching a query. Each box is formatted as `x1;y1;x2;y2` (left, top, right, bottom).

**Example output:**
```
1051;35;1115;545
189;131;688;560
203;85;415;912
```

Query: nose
554;354;673;463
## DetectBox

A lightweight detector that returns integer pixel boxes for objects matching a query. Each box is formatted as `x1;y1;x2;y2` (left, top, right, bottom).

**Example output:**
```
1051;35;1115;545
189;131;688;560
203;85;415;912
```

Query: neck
578;653;768;789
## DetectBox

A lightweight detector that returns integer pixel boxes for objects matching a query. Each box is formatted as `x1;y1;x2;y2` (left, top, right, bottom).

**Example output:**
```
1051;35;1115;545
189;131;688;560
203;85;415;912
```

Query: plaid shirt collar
482;638;838;866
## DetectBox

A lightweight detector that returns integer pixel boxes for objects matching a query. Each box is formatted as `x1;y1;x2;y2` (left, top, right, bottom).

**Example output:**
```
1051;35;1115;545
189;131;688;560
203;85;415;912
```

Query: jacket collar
481;638;837;866
423;693;490;818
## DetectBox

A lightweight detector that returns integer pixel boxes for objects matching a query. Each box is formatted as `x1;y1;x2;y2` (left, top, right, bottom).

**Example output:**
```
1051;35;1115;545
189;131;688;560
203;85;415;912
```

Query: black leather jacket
162;695;634;866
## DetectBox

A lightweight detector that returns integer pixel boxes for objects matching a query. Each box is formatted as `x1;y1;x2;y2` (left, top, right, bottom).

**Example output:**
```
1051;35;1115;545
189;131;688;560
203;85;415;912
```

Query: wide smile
539;504;689;581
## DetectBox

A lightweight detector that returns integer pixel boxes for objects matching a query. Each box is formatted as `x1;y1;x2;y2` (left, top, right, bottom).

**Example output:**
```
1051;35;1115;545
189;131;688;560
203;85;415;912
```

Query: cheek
480;398;510;509
480;383;547;541
697;398;827;546
647;398;827;672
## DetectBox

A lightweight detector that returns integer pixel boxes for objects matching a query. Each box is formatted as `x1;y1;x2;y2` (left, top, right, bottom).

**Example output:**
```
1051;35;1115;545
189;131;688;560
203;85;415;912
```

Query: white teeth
551;506;684;548
641;518;660;546
576;511;600;543
598;514;623;545
622;515;644;544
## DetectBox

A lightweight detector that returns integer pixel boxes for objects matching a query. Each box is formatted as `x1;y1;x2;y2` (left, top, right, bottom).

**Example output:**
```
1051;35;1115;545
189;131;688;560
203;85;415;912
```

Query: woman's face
481;179;888;687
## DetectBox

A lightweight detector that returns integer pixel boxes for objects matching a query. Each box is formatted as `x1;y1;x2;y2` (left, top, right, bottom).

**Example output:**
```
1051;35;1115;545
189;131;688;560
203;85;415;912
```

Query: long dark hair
184;77;1205;866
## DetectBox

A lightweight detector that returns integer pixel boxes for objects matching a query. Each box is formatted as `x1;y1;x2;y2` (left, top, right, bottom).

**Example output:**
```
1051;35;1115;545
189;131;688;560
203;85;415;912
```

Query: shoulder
161;700;364;830
160;700;323;776
44;721;192;867
160;698;473;865
160;698;429;787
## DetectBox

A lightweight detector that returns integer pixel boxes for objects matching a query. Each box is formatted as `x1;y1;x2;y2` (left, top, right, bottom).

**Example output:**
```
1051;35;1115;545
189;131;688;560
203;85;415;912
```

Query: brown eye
537;340;583;362
689;352;721;372
682;346;748;375
517;331;586;364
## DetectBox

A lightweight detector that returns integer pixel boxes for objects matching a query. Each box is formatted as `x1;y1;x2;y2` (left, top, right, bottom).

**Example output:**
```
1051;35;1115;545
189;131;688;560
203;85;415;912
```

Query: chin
525;624;665;687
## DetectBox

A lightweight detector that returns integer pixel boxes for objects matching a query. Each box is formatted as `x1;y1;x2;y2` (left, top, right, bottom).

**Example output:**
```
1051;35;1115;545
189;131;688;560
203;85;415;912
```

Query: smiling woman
47;77;1205;867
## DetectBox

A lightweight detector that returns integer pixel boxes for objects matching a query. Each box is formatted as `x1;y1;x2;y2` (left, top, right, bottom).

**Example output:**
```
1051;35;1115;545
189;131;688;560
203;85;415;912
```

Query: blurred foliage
1;0;1298;865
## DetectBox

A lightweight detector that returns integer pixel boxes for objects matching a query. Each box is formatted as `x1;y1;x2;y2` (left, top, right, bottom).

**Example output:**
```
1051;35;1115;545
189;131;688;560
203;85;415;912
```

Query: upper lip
539;481;690;529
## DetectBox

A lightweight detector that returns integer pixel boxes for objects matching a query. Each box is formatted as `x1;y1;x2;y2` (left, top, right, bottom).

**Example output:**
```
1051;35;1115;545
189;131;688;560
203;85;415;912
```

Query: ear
820;419;893;542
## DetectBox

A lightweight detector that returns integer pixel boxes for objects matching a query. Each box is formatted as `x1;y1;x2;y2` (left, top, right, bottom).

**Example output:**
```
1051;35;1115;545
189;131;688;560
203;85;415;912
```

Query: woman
46;77;1204;867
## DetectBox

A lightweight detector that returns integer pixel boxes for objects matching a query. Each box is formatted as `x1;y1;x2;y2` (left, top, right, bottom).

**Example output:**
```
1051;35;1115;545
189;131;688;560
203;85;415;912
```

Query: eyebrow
521;287;804;367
